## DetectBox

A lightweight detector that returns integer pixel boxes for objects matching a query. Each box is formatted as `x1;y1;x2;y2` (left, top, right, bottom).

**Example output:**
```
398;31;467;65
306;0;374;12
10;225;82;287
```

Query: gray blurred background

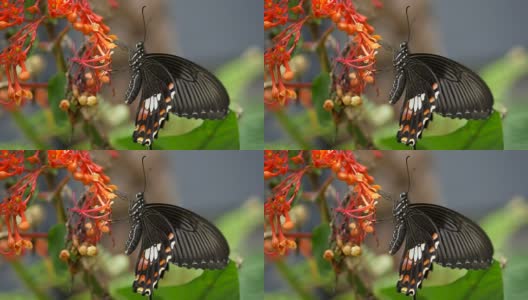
265;150;528;293
265;0;528;142
0;0;264;145
0;150;263;295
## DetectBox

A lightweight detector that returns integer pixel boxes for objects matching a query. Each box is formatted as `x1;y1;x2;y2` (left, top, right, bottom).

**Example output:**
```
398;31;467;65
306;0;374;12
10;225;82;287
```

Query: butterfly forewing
147;203;230;269
147;54;230;120
412;54;493;119
411;203;494;269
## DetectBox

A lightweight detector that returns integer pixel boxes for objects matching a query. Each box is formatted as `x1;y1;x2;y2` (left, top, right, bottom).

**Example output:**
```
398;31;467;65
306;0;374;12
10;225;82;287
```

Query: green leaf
48;73;68;127
378;261;503;300
376;111;504;150
239;254;264;300
502;105;528;150
112;111;240;150
115;261;239;300
48;224;67;275
503;256;528;300
238;103;264;150
311;224;332;277
312;72;332;128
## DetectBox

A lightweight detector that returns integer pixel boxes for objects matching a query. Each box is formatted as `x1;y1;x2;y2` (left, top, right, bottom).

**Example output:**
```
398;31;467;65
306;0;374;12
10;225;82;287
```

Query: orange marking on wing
168;83;175;90
432;83;439;90
424;259;430;266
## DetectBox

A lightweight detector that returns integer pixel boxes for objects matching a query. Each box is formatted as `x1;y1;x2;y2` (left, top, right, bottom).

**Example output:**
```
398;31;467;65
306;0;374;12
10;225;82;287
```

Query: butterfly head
393;192;409;221
393;42;409;70
129;192;146;221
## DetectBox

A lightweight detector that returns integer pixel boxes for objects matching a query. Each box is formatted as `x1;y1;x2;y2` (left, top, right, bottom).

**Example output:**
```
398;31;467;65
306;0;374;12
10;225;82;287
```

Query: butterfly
124;8;230;148
125;192;230;298
388;10;493;148
389;192;494;298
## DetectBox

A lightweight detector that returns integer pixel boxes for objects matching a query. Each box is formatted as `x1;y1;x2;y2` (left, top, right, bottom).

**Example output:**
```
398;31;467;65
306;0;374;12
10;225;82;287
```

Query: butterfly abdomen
125;72;142;104
125;222;143;255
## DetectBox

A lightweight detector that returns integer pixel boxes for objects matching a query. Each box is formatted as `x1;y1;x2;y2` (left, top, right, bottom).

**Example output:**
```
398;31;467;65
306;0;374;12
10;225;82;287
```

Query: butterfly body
125;192;230;297
389;42;494;147
126;42;230;147
390;192;493;297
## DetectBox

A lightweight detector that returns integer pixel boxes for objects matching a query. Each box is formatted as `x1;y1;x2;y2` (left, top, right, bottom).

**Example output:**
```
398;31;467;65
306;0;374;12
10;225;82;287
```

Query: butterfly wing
133;60;175;146
146;53;230;119
411;203;494;269
133;209;177;296
147;203;230;269
397;59;439;147
412;53;493;119
397;209;440;296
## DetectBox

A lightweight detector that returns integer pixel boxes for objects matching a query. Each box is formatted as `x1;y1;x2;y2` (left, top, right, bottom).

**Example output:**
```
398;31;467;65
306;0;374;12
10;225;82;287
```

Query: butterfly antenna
141;155;148;194
405;155;412;194
141;5;148;43
405;5;412;44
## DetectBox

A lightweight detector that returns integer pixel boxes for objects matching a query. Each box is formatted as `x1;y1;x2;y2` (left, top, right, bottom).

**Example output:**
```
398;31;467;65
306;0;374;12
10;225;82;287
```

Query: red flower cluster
265;166;308;255
48;0;117;96
0;151;42;255
264;0;382;107
0;18;44;105
47;150;116;255
312;150;380;265
0;0;118;107
264;150;380;258
0;151;116;257
264;150;290;179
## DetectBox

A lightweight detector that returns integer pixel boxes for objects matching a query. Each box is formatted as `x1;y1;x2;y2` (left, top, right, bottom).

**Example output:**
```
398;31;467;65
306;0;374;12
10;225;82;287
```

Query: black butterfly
124;160;230;297
388;10;493;148
124;8;230;148
389;192;494;297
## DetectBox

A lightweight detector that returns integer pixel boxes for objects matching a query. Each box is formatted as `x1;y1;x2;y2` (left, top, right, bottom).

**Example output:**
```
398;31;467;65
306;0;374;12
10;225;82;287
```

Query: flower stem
45;173;69;224
274;260;316;300
274;110;313;149
10;110;48;149
308;23;331;73
10;260;48;300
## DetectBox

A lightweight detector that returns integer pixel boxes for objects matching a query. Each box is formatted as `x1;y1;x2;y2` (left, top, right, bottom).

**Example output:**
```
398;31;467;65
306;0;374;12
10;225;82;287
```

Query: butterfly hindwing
146;54;230;120
397;60;438;147
133;209;176;296
411;203;494;269
147;203;230;269
133;60;174;147
397;209;440;296
412;54;493;119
